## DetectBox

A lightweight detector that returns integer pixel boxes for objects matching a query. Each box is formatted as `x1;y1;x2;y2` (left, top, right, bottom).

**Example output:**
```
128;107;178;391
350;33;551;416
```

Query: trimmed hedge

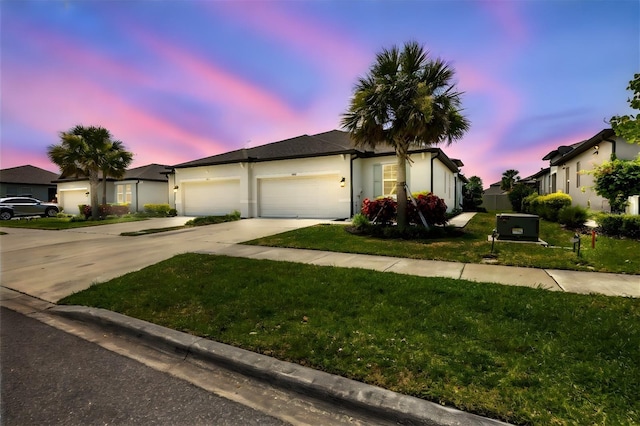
143;203;172;217
525;192;572;222
596;214;640;239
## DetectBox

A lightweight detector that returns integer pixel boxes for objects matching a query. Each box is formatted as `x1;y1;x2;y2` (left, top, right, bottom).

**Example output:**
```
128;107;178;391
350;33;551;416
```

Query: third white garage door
183;180;241;216
258;175;345;218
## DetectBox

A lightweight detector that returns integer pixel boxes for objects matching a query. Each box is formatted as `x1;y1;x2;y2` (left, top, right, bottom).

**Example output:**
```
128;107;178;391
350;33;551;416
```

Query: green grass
0;215;147;230
59;253;640;425
244;213;640;274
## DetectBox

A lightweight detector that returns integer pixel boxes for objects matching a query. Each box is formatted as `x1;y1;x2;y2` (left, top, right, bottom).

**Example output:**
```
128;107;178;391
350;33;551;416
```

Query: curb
51;305;510;426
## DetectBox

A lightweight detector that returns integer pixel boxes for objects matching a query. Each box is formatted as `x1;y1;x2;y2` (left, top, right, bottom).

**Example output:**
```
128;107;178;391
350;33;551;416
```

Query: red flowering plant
407;193;448;226
361;197;397;225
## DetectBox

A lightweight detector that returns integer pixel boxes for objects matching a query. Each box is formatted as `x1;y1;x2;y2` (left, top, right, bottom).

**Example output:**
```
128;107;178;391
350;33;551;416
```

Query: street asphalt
1;214;638;425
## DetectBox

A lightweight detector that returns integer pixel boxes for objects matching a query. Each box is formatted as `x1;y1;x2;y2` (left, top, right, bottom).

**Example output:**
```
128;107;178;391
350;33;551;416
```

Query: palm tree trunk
89;173;100;220
396;149;408;231
101;173;107;205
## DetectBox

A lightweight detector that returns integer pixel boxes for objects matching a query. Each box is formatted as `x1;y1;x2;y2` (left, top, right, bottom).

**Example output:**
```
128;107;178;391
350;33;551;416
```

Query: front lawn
244;213;639;274
0;215;147;230
59;254;640;425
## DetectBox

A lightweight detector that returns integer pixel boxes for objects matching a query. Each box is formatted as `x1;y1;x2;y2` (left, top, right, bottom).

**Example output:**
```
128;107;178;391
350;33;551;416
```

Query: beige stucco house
536;129;640;214
169;130;465;219
54;164;170;215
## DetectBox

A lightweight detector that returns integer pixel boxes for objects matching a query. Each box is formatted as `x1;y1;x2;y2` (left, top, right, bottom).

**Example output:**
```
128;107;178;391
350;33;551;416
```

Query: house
0;165;58;201
54;164;170;215
169;130;465;219
539;129;640;213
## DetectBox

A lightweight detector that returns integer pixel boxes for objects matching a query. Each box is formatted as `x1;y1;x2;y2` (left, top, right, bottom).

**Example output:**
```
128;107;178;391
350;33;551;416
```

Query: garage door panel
259;176;343;218
184;180;240;216
60;190;89;215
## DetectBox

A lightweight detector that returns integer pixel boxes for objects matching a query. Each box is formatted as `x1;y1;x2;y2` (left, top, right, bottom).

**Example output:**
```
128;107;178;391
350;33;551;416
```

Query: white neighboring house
536;129;640;214
169;130;465;219
54;164;170;215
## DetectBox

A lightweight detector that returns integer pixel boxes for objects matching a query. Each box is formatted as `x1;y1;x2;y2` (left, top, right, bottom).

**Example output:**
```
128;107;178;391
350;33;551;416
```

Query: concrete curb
50;305;510;426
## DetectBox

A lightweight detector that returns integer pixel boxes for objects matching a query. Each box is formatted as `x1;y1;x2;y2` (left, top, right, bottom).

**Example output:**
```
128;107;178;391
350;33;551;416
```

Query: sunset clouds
1;0;638;186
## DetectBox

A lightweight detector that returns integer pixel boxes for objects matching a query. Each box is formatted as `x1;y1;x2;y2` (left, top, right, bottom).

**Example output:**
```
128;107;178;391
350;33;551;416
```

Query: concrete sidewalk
211;244;640;298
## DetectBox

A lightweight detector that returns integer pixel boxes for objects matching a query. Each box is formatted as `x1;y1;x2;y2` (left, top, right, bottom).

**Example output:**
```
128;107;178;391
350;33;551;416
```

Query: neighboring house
169;130;465;219
481;182;511;211
539;129;640;214
0;165;58;201
54;164;170;215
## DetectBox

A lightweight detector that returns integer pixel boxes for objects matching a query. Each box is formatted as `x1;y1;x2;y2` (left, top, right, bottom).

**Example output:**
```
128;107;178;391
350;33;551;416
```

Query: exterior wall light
340;177;346;187
173;185;179;192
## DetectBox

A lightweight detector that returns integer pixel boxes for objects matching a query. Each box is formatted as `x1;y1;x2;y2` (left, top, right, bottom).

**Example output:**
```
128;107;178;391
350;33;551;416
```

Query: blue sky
1;0;638;187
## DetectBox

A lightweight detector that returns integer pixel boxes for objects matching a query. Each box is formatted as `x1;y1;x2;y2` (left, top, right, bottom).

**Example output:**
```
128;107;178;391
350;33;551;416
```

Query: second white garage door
258;175;344;218
183;180;241;216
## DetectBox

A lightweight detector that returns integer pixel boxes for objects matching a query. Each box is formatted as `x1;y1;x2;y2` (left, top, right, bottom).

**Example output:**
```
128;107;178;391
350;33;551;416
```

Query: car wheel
0;210;13;220
44;207;58;218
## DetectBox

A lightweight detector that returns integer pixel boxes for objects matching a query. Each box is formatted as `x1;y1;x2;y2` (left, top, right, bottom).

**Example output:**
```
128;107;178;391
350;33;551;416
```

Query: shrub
185;210;241;227
351;213;370;229
596;213;640;239
508;183;535;212
557;205;589;228
361;198;397;225
143;203;171;217
529;192;572;222
168;208;178;217
522;192;539;214
407;193;448;226
80;204;129;219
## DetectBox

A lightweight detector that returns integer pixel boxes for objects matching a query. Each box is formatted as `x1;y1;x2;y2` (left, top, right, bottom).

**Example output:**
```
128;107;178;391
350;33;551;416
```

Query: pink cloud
209;2;370;78
2;61;229;168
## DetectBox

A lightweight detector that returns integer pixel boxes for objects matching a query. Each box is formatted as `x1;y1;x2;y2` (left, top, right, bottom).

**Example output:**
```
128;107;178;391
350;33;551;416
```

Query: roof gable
0;165;58;185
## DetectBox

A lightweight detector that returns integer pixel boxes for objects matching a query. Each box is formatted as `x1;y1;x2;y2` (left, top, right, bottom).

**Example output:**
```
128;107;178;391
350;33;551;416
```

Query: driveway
0;218;325;302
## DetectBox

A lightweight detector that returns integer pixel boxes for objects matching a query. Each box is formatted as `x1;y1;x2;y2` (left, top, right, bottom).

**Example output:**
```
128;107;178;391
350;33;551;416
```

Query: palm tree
48;125;133;220
341;41;470;230
101;140;133;205
500;169;520;192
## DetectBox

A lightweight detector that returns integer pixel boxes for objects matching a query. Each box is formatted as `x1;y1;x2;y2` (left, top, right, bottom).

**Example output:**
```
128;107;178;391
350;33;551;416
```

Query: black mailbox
496;213;540;242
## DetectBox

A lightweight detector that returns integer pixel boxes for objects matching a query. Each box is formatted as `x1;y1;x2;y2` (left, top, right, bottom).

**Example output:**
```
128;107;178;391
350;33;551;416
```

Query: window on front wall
565;167;570;193
382;164;398;196
116;184;132;204
576;161;581;188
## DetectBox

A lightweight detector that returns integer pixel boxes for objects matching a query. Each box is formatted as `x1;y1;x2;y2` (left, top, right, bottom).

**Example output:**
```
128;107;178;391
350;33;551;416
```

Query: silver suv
0;197;59;220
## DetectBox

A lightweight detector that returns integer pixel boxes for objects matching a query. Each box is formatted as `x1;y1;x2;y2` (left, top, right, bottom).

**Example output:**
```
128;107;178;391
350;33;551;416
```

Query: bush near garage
596;213;640;239
143;203;173;217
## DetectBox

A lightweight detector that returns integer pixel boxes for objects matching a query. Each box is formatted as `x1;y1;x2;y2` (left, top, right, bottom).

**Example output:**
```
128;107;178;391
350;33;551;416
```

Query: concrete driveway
0;218;325;302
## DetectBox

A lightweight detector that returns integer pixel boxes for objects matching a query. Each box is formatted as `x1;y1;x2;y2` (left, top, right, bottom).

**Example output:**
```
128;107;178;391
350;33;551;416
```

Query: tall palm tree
101;140;133;205
48;125;133;220
341;41;470;230
500;169;520;192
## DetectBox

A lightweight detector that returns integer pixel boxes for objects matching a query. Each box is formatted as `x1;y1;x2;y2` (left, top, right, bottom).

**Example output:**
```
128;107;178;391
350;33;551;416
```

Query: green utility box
496;213;540;242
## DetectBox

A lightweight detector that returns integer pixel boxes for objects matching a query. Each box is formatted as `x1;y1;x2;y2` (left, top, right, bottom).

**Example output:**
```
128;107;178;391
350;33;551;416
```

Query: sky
1;0;638;187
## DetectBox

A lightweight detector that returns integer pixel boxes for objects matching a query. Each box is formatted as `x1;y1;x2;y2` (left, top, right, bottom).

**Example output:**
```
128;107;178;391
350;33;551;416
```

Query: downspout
350;154;355;217
430;151;441;194
135;180;140;212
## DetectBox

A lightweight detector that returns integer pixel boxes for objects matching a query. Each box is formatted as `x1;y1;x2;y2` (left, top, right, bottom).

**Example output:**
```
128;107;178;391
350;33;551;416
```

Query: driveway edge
50;305;510;426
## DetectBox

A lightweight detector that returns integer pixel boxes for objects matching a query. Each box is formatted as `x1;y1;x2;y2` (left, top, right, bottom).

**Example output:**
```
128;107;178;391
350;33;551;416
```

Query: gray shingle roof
54;164;169;183
0;165;58;185
171;129;462;172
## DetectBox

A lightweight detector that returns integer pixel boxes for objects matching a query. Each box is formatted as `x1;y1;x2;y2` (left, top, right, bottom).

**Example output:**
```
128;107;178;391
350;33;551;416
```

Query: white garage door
259;175;344;218
183;180;241;216
60;190;89;215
